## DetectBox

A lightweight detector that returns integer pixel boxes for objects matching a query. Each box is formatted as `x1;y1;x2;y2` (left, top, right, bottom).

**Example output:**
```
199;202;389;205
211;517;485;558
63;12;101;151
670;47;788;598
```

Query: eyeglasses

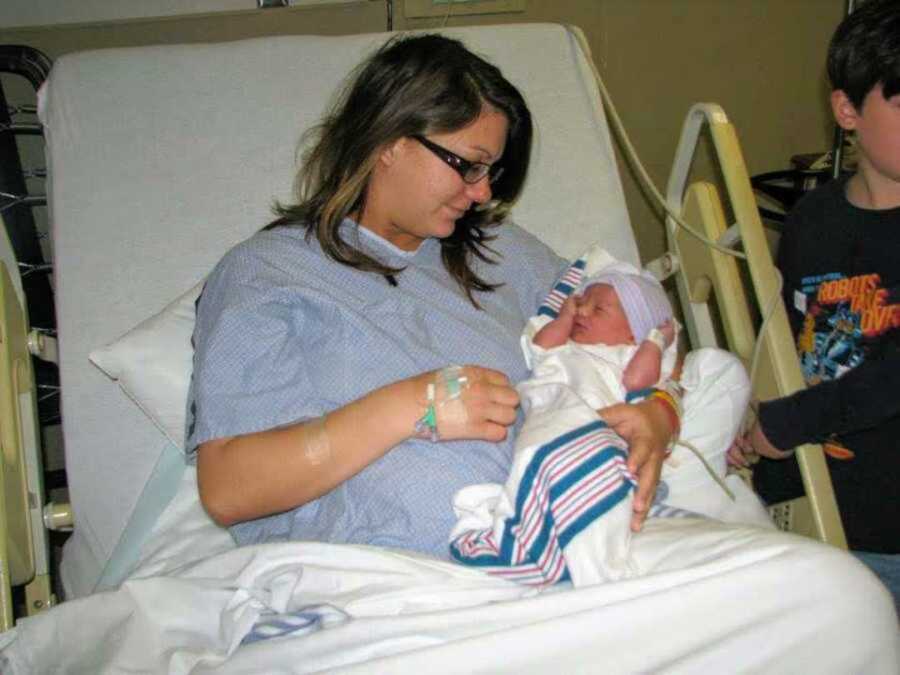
412;135;504;185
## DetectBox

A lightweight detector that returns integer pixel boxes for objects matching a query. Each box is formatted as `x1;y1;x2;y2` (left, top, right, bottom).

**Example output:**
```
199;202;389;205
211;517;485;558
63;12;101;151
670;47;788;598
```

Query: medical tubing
647;385;736;500
673;439;737;501
573;27;784;444
414;366;470;441
738;268;786;441
571;29;746;261
747;268;784;391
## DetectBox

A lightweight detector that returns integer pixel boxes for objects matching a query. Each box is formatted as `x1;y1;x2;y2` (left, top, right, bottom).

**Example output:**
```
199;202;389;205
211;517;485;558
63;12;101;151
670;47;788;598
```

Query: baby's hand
558;295;577;321
534;296;578;349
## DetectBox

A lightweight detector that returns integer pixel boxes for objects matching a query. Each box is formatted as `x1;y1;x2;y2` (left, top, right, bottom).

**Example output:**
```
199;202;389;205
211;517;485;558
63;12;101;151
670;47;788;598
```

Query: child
730;0;899;611
450;250;681;587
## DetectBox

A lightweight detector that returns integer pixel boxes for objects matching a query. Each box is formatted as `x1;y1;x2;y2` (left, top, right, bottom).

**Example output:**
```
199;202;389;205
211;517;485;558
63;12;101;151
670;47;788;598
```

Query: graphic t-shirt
797;271;897;391
754;177;900;553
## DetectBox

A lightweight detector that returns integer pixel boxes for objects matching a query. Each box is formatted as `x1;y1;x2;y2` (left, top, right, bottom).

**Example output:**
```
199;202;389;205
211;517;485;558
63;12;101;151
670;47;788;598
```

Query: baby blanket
450;246;681;586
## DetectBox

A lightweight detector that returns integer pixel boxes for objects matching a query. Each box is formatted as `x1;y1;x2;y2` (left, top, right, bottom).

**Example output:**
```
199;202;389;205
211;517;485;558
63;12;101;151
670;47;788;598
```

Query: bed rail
0;43;60;631
0;256;57;631
666;103;846;548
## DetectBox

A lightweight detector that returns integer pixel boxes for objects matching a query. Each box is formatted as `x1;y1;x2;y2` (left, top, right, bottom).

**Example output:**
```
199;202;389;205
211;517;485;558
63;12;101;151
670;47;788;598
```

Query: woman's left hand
599;400;673;532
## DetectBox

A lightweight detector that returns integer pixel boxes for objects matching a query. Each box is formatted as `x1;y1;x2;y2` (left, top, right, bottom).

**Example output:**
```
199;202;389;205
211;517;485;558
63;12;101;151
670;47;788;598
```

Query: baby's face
570;283;634;345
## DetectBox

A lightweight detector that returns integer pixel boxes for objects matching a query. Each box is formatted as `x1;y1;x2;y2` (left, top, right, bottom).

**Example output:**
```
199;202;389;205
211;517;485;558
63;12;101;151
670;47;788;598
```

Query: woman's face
570;284;634;346
360;106;509;251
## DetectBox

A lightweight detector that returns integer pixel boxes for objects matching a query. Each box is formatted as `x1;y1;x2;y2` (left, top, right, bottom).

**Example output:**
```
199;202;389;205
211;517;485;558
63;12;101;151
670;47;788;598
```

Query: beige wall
1;0;844;261
402;0;844;259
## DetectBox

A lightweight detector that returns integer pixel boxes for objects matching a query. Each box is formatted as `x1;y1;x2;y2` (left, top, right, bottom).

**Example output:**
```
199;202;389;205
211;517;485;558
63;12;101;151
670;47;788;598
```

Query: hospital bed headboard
39;24;638;597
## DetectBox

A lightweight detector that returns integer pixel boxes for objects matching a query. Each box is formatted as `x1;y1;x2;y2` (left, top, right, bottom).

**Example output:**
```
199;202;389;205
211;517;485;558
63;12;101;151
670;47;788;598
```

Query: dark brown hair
827;0;900;109
268;33;533;306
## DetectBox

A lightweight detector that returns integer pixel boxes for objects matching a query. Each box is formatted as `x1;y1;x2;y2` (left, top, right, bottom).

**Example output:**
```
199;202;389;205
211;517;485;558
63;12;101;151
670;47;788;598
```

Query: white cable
673;439;736;501
571;29;746;261
441;0;453;27
573;27;786;391
747;268;785;391
571;26;789;481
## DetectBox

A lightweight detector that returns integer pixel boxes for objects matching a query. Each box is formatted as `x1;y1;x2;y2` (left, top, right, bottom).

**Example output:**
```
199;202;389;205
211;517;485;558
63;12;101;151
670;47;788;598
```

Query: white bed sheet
2;467;897;673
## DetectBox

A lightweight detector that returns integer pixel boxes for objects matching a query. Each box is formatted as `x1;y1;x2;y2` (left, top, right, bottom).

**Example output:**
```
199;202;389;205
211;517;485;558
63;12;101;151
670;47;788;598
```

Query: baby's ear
830;89;860;131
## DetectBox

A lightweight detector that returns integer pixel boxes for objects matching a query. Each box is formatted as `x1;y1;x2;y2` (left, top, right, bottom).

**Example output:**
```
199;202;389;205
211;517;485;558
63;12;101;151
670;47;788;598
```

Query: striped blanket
450;246;681;587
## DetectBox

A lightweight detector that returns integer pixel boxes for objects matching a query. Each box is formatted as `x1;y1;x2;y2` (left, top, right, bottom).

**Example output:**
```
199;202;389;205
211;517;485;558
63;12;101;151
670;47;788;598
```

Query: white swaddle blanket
449;246;768;587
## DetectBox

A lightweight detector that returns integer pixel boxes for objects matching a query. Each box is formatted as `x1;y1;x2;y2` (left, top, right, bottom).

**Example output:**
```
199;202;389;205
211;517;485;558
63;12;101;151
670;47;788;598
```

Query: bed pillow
89;283;202;449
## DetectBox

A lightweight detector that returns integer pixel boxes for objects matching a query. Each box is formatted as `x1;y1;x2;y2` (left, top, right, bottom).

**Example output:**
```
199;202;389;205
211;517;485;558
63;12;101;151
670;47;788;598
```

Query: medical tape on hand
414;366;470;442
435;365;470;433
302;415;332;466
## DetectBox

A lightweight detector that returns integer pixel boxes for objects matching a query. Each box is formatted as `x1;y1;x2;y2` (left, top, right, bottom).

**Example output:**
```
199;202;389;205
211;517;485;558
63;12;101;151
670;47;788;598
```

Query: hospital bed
0;23;897;673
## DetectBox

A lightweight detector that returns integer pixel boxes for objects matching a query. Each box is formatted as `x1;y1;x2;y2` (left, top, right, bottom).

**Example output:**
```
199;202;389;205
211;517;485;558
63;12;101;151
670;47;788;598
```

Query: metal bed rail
0;44;67;632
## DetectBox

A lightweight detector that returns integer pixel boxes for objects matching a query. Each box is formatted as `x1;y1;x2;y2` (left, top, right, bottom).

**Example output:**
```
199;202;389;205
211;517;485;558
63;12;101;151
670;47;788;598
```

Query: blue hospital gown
186;219;566;558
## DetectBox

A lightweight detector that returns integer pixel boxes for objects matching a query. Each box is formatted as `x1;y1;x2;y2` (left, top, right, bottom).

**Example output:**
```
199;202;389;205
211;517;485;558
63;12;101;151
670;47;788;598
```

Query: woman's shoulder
477;220;568;313
211;225;315;280
487;221;565;272
229;224;311;260
490;220;552;250
197;226;327;314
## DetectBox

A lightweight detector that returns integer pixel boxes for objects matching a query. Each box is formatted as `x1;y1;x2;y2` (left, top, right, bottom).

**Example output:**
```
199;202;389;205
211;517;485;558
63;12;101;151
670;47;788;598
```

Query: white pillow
89;283;202;449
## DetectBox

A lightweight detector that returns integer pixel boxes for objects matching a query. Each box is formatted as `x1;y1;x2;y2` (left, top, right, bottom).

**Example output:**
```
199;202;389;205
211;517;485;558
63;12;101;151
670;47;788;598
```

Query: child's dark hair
827;0;900;108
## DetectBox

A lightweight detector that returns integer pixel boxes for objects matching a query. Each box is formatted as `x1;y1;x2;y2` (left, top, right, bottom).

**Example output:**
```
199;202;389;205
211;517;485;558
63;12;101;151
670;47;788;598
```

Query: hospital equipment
0;23;897;672
0;45;60;631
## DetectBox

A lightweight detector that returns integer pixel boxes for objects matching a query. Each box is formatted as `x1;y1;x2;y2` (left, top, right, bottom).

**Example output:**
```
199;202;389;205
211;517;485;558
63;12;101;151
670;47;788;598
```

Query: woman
187;33;675;558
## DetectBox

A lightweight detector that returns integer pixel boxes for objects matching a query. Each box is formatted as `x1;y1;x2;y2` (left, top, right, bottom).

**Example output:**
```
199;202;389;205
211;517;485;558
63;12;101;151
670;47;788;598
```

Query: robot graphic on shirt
800;301;865;384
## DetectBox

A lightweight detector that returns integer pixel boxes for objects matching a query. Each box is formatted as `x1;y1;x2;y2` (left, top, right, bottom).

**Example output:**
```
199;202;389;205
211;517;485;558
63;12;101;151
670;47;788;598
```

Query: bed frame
664;103;846;547
0;45;64;631
0;250;58;630
0;25;847;629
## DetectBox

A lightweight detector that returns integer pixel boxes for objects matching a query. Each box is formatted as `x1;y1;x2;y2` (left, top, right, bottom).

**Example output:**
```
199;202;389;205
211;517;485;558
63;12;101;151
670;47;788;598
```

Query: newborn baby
451;251;680;586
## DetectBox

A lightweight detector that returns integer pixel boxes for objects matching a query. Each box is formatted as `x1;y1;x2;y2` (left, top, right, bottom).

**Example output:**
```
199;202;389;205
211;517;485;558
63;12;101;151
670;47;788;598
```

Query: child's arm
622;321;675;391
533;296;577;349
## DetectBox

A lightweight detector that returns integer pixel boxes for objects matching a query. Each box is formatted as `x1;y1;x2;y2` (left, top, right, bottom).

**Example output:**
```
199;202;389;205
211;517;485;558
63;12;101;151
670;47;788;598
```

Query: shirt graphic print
796;271;899;385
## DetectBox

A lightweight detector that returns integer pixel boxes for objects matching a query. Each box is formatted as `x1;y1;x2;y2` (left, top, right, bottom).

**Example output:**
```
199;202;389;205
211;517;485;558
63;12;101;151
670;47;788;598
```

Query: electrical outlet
404;0;525;19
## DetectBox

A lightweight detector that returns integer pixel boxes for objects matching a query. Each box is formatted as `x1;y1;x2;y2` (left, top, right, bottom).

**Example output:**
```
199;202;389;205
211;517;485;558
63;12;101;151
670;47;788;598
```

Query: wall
0;0;357;28
402;0;844;259
0;0;845;262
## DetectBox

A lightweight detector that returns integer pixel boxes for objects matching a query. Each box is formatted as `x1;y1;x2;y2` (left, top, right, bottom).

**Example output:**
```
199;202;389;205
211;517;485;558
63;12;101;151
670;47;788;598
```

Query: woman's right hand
411;365;520;443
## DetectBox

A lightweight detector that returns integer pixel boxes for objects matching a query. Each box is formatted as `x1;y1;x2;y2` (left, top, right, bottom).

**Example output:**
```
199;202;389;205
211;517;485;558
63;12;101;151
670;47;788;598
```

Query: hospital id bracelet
644;327;667;351
649;388;681;438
